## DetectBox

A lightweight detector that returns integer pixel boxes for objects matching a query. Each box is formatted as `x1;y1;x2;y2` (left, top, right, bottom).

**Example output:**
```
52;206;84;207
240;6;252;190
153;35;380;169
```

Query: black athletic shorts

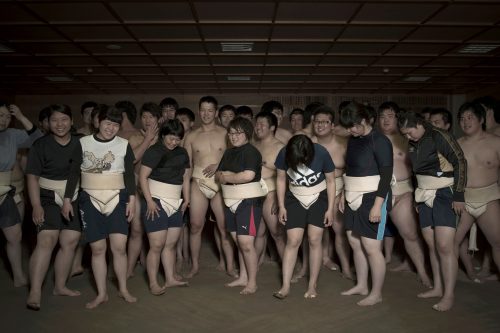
344;191;390;241
418;187;457;229
0;191;21;229
225;198;263;236
284;190;328;230
37;188;81;232
141;197;183;233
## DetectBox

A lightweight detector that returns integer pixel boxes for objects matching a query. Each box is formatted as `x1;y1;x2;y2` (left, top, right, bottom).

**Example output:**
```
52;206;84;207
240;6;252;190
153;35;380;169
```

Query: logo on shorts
287;164;322;186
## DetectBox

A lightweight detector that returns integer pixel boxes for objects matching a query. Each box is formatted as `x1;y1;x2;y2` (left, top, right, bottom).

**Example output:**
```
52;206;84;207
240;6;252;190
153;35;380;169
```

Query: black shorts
344;192;390;241
284;190;328;230
79;190;129;243
142;197;183;233
37;188;81;232
418;187;456;229
225;198;263;236
0;191;21;229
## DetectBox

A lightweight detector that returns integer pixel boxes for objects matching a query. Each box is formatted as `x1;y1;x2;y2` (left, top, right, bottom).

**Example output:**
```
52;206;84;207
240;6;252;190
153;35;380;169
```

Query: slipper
26;303;40;311
273;291;287;300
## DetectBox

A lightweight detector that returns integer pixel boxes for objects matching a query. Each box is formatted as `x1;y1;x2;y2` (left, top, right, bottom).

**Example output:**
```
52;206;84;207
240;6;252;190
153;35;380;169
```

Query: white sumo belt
414;175;453;208
289;180;327;210
81;172;125;216
0;171;12;205
192;165;220;199
39;177;78;208
148;178;183;217
343;175;380;211
221;179;268;213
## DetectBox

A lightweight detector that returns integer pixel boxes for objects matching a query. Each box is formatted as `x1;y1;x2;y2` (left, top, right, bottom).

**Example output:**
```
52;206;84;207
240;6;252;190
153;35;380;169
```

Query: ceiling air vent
45;76;74;82
403;76;430;82
459;44;499;54
221;42;254;52
227;76;251;81
0;43;14;53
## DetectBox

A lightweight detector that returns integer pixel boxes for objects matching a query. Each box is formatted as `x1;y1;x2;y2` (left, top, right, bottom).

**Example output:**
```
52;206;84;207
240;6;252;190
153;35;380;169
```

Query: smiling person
398;110;466;312
25;105;82;311
289;108;305;134
455;102;500;283
139;119;190;295
339;102;393;307
216;117;266;294
261;100;292;144
62;106;137;309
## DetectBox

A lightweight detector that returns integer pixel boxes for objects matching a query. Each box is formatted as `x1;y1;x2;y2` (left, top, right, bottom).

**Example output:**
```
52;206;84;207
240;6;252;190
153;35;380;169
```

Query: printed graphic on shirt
82;151;115;173
287;164;322;186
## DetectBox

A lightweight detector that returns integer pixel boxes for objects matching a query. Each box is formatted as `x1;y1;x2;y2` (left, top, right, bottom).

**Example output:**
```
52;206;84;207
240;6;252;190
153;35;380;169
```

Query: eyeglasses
313;120;331;126
228;131;245;137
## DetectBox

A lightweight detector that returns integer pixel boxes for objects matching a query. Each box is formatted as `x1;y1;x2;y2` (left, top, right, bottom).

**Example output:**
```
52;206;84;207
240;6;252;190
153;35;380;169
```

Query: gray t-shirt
0;128;43;171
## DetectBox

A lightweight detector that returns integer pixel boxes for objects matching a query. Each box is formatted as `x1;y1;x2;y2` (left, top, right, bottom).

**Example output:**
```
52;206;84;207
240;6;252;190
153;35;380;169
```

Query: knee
435;241;453;256
149;243;164;253
286;238;302;249
91;246;107;256
110;245;126;256
307;236;322;248
189;222;203;235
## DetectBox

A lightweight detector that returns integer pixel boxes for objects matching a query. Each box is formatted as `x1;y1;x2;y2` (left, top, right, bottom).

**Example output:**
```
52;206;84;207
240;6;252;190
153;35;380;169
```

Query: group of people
0;95;499;313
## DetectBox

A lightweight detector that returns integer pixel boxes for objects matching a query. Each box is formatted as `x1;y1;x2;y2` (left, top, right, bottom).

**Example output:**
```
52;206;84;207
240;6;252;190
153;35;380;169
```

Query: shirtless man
312;106;353;279
378;102;431;287
218;105;236;129
260;100;292;144
253;111;286;260
294;102;323;138
183;96;235;278
124;103;160;277
160;97;179;122
429;108;452;132
77;101;97;135
455;102;500;282
289;108;305;134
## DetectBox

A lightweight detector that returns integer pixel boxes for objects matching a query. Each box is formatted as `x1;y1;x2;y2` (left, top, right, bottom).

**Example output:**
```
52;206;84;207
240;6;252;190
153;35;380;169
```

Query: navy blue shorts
344;191;390;241
284;190;328;230
79;190;129;243
38;188;81;232
418;187;456;229
225;198;263;236
384;217;398;238
0;191;21;229
141;197;183;233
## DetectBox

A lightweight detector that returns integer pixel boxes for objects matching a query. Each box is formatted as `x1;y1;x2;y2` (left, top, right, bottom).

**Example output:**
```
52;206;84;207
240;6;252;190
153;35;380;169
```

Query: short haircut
255;111;278;134
312;105;334;123
473;95;500;124
338;100;351;116
430;108;453;126
115;100;137;124
91;104;108;123
458;102;486;131
289;108;305;122
420;106;432;116
285;134;315;172
199;96;218;109
218;104;236;118
38;106;51;122
397;110;426;129
235;105;253;118
140;102;161;119
159;118;185;140
98;106;123;125
378;101;400;116
304;102;324;126
47;104;72;120
228;116;254;141
176;107;195;122
159;97;179;111
261;100;283;113
365;105;377;123
339;102;370;128
81;101;97;115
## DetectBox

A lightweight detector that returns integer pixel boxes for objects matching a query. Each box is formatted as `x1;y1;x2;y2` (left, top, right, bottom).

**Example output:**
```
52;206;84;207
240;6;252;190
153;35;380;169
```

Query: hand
145;199;160;221
32;205;45;226
452;201;465;216
323;209;334;227
180;201;189;213
144;122;159;142
203;164;218;178
369;204;382;223
126;198;135;223
278;207;287;225
62;199;74;221
9;104;24;120
338;192;345;213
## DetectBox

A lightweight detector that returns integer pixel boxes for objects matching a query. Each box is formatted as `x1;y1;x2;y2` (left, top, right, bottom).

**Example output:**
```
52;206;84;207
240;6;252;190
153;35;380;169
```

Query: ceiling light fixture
106;44;122;50
0;43;14;53
459;44;499;54
403;76;431;82
227;76;251;81
221;42;254;52
45;76;74;82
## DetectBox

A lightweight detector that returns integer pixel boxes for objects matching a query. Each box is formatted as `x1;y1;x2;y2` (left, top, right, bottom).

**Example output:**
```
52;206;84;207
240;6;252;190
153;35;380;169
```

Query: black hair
285;134;315;172
159;97;179;111
98;106;123;125
472;96;500;124
81;101;97;115
397;110;426;129
199;96;218;109
228;117;254;141
339;102;370;128
312;105;335;123
260;100;283;114
218;105;236;118
115;100;137;124
159;118;185;140
420;106;432;116
458;102;486;131
140;102;161;119
304;102;324;126
176;107;195;122
338;100;351;116
47;104;72;120
378;101;400;116
430;108;452;126
255;111;278;134
0;100;8;108
235;105;253;118
289;108;305;122
38;106;51;122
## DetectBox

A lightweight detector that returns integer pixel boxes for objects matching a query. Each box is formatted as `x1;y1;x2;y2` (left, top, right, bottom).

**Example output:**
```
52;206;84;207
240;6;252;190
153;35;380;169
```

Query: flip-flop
273;291;287;300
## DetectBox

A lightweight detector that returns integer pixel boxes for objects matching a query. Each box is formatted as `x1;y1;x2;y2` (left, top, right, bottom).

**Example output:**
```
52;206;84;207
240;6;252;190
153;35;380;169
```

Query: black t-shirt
141;142;190;185
217;143;262;183
345;130;393;177
26;134;82;180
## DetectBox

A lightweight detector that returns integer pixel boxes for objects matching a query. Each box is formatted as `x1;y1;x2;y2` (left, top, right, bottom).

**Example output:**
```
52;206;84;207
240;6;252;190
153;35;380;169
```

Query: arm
62;142;83;220
26;174;44;225
216;170;255;185
124;144;136;222
138;165;159;221
323;171;336;227
276;169;287;224
131;125;158;164
181;168;191;213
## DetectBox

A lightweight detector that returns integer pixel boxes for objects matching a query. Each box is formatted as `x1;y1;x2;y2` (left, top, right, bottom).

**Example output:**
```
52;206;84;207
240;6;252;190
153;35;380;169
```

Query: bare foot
164;280;189;288
418;274;433;289
304;289;318;299
240;285;257;295
357;294;382;306
341;270;355;281
390;261;412;272
484;273;499;281
53;287;81;297
432;297;454;312
215;262;225;272
26;291;41;311
86;294;108;309
150;284;167;296
226;269;239;279
225;277;248;288
273;288;289;300
184;267;199;279
322;259;338;271
14;276;28;288
417;288;442;299
118;290;138;303
126;271;134;279
291;270;306;284
70;268;84;278
465;270;482;284
341;285;368;296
